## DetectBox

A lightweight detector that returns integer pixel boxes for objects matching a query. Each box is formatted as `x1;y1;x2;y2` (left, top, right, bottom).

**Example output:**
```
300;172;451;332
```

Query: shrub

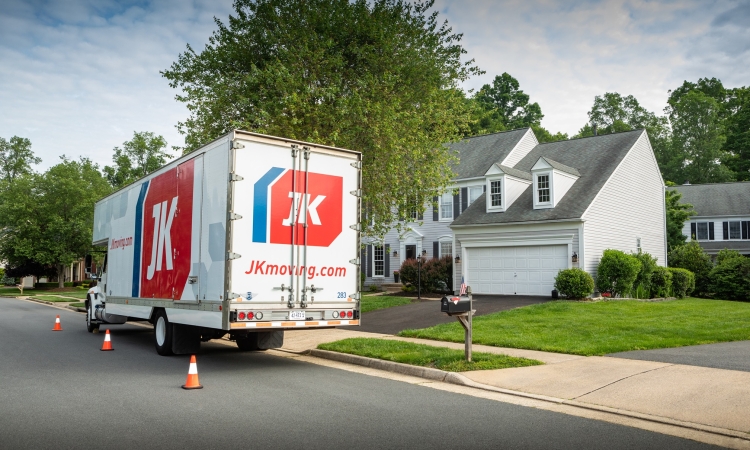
631;251;657;298
668;241;713;296
399;256;453;293
554;268;594;299
595;249;641;297
709;255;750;301
669;268;695;298
650;266;673;298
398;259;419;288
716;248;743;265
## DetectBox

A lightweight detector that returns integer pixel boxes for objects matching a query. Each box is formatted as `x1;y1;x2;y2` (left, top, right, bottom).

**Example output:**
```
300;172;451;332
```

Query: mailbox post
440;287;474;362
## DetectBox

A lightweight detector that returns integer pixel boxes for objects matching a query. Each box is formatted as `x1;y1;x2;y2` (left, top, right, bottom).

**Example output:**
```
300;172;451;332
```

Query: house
364;128;667;297
670;182;750;257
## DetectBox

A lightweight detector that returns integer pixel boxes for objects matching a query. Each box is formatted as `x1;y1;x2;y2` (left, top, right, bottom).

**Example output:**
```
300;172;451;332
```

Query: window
440;241;453;258
723;221;749;240
490;180;502;207
730;221;741;240
373;245;384;277
537;174;550;203
468;185;483;205
440;193;452;220
692;221;714;241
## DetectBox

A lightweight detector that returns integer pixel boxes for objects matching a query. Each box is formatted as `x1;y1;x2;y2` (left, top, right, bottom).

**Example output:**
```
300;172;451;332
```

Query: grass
0;287;25;297
398;298;750;356
29;295;81;302
360;295;414;313
70;302;84;308
318;338;543;372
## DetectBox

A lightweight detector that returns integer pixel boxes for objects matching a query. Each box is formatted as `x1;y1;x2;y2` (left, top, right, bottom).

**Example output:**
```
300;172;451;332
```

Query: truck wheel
85;297;99;333
153;310;174;356
235;334;260;351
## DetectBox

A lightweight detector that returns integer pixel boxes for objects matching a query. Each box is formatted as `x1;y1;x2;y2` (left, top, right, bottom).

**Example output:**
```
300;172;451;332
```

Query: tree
724;88;750;180
0;157;111;287
665;90;733;184
472;73;543;131
664;184;695;251
103;131;171;189
0;136;41;185
162;0;480;237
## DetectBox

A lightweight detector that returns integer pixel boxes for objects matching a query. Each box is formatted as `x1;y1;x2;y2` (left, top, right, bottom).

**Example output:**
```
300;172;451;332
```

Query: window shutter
366;245;372;278
432;196;439;221
461;188;468;212
433;241;439;259
743;221;749;240
384;244;390;276
722;222;728;240
453;193;460;219
360;246;366;281
709;222;715;241
691;223;696;240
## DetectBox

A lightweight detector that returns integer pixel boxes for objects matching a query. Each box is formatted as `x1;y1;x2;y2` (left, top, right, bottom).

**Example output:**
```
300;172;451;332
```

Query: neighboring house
670;182;750;256
364;128;667;297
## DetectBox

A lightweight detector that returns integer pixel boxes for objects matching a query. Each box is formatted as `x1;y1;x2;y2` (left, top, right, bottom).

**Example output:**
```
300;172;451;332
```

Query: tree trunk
57;264;65;288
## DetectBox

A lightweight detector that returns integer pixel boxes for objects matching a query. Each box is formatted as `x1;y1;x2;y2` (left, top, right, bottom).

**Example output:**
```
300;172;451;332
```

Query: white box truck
86;131;362;355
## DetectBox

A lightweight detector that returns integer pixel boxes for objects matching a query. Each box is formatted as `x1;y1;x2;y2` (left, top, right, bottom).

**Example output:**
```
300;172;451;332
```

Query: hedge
554;268;594;299
668;267;695;298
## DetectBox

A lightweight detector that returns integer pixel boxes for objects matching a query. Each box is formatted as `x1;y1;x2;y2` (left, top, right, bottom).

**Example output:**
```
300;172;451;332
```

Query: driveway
356;294;550;335
608;340;750;373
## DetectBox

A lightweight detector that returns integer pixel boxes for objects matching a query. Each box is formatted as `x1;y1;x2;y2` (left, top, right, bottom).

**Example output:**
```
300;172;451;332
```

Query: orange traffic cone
52;315;62;331
100;329;114;351
182;355;203;390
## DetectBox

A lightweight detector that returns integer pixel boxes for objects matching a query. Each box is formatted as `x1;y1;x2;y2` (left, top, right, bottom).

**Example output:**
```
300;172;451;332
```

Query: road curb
308;349;750;443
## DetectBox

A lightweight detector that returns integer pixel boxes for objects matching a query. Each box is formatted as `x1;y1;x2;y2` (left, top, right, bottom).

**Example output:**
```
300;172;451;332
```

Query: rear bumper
230;319;359;329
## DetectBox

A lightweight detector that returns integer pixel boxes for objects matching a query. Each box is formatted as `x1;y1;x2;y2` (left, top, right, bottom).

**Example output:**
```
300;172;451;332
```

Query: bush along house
363;128;667;296
670;181;750;257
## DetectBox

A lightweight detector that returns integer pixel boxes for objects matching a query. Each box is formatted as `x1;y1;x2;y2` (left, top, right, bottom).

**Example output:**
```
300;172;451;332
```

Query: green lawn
360;295;413;313
0;287;25;297
318;337;543;372
70;302;85;308
29;295;80;302
399;298;750;356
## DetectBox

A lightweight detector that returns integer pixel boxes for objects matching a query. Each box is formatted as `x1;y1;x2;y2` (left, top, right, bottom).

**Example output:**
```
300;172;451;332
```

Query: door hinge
232;141;245;149
349;189;362;197
350;161;362;169
230;173;244;182
349;257;360;265
349;223;360;231
229;212;243;220
227;252;242;260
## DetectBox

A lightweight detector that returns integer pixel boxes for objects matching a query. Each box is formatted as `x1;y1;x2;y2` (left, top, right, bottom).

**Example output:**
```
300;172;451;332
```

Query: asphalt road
609;340;750;372
358;294;550;334
0;297;721;450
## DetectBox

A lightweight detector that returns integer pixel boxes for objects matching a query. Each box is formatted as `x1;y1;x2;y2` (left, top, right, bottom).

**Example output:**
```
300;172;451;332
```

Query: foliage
399;298;750;356
595;249;641;297
668;268;695;299
650;266;673;298
398;256;452;292
724;87;750;181
553;268;594;299
0;135;41;185
664;90;733;184
103;131;172;189
162;0;480;237
0;157;112;288
318;338;543;372
471;73;543;132
664;184;695;251
3;261;56;279
631;251;658;296
668;241;713;296
716;248;743;265
709;255;750;301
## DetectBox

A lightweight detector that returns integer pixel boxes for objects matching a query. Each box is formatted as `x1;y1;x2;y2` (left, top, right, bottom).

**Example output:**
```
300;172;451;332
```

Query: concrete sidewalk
283;328;750;441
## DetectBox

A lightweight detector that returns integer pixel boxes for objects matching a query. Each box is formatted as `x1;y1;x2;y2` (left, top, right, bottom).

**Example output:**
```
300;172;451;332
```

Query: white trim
452;218;585;229
533;171;553;209
371;243;385;278
500;128;539;167
459;234;575;248
486;177;504;212
438;192;453;222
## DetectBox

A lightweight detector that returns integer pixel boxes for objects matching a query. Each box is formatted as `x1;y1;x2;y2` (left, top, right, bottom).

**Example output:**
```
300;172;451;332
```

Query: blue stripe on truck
252;167;285;243
132;181;149;297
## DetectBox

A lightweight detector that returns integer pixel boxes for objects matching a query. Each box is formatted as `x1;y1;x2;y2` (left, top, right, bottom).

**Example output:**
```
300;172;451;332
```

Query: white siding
502;128;539;168
684;217;750;242
582;132;666;279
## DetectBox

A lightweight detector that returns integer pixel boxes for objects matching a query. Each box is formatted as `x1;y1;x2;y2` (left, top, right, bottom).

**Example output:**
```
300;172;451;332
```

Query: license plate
289;311;306;320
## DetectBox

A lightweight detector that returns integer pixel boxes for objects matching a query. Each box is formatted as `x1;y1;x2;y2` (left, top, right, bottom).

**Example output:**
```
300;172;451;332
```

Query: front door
405;245;417;260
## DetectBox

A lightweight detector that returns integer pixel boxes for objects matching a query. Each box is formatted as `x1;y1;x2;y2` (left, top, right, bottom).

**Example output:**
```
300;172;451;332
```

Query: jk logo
147;196;178;280
282;192;326;226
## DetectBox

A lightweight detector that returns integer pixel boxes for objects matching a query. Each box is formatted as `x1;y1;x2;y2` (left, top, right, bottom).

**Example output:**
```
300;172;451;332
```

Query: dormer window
490;180;502;207
537;174;550;203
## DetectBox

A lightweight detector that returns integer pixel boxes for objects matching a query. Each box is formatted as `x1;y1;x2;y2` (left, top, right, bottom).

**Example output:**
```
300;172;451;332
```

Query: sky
1;0;749;171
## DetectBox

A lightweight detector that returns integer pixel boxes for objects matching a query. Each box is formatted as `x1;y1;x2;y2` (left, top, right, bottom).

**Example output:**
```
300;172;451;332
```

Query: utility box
440;295;471;314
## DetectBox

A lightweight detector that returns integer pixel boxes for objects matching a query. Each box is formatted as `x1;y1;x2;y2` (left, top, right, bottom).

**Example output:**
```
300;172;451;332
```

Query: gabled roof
670;182;750;217
452;130;646;226
486;163;532;181
535;157;580;177
448;128;530;180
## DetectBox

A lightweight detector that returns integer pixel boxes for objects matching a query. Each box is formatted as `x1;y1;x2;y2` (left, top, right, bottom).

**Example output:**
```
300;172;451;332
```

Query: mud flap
257;330;284;350
172;324;201;355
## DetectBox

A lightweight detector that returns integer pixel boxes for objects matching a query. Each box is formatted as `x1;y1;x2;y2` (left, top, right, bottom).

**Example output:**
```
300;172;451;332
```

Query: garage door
466;245;568;295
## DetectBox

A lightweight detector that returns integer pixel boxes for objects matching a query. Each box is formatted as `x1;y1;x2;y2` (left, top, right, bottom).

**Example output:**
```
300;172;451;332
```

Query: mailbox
441;295;471;314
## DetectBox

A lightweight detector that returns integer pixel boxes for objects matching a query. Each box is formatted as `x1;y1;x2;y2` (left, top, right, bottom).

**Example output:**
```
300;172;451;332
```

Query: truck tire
85;296;99;333
153;309;174;356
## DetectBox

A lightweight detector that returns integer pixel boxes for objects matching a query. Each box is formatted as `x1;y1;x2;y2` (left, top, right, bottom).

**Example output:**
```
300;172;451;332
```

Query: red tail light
238;311;246;320
346;311;353;318
247;311;254;320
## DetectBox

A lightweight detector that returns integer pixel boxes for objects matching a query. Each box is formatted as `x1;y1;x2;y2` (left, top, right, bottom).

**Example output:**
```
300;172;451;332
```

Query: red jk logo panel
269;170;342;247
140;159;195;299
